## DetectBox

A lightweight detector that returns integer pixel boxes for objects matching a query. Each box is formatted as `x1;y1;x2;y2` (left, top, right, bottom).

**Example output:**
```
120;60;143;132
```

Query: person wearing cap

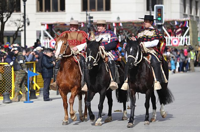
12;46;27;102
51;20;88;91
34;46;43;73
94;20;119;90
122;15;167;91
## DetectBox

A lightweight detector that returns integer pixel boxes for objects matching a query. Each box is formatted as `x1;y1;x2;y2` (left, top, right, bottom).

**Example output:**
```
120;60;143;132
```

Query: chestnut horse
55;33;87;125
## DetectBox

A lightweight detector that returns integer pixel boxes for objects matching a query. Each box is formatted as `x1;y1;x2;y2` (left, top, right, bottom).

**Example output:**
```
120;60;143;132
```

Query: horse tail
156;84;174;105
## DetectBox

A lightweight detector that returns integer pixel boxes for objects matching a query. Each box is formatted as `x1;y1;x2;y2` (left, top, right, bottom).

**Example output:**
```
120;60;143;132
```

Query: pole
149;0;152;15
23;0;27;48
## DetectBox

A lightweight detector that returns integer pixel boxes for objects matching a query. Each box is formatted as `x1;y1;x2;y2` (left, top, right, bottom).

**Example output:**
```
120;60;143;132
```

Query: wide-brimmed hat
139;15;155;21
70;20;79;25
35;46;43;51
96;20;107;25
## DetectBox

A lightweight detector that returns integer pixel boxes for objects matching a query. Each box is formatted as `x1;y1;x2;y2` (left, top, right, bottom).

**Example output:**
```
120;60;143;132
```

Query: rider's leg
50;60;60;90
80;56;87;92
107;59;118;90
150;54;164;90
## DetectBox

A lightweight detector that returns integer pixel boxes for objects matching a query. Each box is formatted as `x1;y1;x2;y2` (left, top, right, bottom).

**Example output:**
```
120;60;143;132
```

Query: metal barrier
0;62;42;100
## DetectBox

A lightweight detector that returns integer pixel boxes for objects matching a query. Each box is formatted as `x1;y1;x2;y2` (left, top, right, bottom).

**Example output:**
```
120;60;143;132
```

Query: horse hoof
161;112;167;118
71;114;77;121
150;118;156;122
122;116;128;120
84;116;88;121
127;123;134;128
104;116;112;123
144;121;150;125
79;115;84;122
62;120;69;125
90;115;95;122
95;122;102;126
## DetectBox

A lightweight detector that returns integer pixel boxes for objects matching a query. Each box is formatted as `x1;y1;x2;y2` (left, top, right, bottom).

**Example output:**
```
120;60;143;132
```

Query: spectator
188;46;195;72
25;48;35;62
197;46;200;66
12;46;27;102
34;39;41;49
179;49;185;72
34;46;43;73
41;48;55;101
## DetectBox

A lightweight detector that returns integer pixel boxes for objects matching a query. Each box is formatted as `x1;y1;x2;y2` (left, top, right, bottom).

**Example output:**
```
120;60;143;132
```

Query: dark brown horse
125;39;174;128
55;33;87;125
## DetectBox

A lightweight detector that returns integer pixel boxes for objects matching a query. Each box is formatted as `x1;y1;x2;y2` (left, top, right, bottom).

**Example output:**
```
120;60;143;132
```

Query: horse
54;33;87;125
85;38;128;126
125;39;174;128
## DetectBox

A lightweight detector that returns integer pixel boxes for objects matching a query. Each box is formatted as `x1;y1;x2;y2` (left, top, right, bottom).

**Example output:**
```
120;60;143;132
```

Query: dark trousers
43;77;51;100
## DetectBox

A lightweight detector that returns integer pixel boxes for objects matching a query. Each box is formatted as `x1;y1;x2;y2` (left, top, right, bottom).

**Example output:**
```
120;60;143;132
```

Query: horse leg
78;93;84;122
122;99;128;120
83;92;88;121
144;90;151;125
59;89;69;125
95;90;106;126
104;89;113;123
160;104;167;118
69;91;78;121
127;89;136;128
86;90;96;122
150;90;157;122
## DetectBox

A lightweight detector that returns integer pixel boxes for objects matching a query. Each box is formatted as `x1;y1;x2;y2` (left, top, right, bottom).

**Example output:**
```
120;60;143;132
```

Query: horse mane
56;32;68;44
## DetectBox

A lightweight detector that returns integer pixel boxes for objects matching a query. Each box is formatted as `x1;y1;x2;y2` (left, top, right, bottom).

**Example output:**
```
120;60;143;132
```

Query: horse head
86;37;103;70
55;33;71;60
125;39;142;69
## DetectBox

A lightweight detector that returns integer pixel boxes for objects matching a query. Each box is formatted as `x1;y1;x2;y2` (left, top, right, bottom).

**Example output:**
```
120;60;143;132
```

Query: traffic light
154;5;164;25
87;14;93;28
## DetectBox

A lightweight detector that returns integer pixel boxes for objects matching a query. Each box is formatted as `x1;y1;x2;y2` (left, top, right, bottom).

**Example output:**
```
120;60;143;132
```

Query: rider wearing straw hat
94;20;119;90
122;15;167;91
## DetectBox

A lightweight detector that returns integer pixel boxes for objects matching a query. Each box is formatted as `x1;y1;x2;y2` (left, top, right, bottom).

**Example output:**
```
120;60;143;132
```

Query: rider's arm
143;39;159;48
104;31;118;51
76;43;87;51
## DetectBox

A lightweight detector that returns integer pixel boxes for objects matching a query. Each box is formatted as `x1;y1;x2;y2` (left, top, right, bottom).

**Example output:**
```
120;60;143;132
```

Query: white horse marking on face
130;47;133;53
55;40;63;58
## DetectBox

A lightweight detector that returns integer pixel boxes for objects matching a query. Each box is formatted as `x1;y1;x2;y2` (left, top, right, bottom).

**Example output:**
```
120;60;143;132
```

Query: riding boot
121;63;129;90
79;56;88;92
12;92;19;102
151;55;163;90
108;60;118;90
20;92;26;102
50;60;60;91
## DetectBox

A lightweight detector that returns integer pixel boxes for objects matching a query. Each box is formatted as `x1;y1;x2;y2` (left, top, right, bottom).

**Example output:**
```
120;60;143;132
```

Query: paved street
0;67;200;132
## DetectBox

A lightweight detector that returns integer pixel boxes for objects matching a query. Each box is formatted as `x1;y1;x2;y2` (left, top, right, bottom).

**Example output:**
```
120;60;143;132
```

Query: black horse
125;39;174;128
85;39;128;126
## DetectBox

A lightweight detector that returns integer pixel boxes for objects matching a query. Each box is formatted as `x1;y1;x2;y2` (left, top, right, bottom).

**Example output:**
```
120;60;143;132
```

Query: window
82;0;111;11
196;1;199;16
146;0;163;11
37;0;65;12
183;0;186;13
190;0;193;14
15;0;21;12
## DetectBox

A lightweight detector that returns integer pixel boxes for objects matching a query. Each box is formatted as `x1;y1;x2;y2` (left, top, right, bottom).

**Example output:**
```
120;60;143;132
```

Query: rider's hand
140;42;144;47
99;46;105;49
131;37;136;41
72;47;78;51
52;61;55;65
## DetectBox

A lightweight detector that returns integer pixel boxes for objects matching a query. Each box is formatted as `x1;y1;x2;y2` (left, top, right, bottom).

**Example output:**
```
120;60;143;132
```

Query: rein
127;47;143;66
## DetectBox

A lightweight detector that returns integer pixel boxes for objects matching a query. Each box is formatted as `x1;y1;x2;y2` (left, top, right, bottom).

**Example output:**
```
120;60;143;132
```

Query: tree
10;19;24;44
0;0;17;45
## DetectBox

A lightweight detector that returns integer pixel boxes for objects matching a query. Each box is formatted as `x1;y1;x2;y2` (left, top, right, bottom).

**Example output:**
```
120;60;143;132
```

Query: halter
127;46;143;66
86;52;100;66
56;42;73;58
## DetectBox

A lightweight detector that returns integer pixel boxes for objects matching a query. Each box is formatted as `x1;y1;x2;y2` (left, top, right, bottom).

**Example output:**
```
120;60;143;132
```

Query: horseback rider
51;20;88;91
94;20;119;90
122;15;168;91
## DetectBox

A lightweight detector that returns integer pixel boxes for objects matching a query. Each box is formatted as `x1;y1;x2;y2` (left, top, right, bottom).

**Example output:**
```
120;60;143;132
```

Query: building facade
3;0;200;47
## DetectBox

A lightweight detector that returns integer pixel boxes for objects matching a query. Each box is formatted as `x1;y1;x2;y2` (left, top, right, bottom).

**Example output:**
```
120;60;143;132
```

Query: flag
45;24;49;30
175;21;178;25
119;23;123;27
28;70;39;78
113;23;116;27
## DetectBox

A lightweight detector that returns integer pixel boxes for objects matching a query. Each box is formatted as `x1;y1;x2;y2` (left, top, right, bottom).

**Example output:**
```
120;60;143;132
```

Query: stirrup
121;79;129;91
109;80;118;90
81;84;88;92
154;81;161;90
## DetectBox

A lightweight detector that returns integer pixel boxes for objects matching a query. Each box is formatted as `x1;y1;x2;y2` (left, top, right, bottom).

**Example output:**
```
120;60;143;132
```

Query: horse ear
98;38;103;45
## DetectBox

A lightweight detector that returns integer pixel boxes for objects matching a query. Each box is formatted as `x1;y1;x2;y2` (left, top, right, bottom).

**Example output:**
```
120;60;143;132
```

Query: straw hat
70;20;79;25
96;20;107;25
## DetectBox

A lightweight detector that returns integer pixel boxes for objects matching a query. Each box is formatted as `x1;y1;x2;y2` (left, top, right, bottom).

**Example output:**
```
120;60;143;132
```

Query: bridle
55;41;73;59
86;51;100;66
127;46;143;66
